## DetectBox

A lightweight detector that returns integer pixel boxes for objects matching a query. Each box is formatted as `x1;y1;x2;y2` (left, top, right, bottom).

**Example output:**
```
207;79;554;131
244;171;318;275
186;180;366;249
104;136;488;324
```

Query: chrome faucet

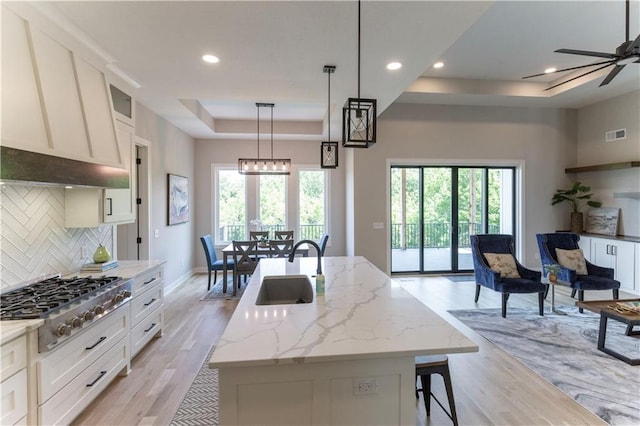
289;240;322;275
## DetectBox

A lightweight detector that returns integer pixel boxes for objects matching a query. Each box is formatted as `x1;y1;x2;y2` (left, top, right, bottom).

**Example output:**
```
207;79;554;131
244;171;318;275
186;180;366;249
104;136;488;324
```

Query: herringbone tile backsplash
0;185;113;291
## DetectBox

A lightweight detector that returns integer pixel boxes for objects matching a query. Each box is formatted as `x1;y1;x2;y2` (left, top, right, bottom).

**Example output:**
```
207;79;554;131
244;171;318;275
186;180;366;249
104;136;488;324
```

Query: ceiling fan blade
599;64;625;86
544;63;614;91
522;60;615;79
555;48;617;59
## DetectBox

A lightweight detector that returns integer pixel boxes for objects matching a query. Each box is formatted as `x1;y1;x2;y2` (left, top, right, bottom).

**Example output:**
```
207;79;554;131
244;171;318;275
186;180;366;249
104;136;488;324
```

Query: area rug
442;274;475;282
200;279;246;301
449;306;640;425
171;346;219;425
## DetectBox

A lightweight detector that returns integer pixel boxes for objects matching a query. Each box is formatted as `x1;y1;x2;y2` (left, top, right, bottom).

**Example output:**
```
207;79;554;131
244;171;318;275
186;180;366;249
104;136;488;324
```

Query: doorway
390;166;515;274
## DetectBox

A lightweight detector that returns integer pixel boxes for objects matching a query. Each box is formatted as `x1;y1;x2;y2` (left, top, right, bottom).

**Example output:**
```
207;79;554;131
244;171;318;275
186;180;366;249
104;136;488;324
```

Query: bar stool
415;354;458;426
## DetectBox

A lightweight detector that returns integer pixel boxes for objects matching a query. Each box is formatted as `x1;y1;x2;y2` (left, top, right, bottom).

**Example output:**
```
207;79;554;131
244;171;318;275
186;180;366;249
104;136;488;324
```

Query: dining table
221;242;309;295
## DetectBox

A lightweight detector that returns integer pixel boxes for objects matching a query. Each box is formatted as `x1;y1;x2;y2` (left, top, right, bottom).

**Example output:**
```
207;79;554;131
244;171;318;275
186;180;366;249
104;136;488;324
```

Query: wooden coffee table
576;299;640;365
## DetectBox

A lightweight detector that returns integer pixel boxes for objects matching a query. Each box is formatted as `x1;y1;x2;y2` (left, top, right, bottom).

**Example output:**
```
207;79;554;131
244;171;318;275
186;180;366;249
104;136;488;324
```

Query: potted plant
551;181;602;234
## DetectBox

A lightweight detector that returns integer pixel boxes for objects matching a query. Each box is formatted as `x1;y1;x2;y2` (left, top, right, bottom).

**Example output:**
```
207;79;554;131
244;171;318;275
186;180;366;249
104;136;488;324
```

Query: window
214;166;329;243
216;169;245;242
298;170;326;240
259;175;286;235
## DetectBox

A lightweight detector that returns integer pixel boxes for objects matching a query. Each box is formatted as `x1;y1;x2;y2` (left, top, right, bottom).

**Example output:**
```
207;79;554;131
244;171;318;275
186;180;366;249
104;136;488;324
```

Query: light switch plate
373;222;384;229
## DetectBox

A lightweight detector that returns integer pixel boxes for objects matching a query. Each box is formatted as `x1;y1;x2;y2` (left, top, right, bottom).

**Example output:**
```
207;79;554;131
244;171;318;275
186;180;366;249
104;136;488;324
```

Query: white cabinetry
591;238;637;294
36;306;130;426
1;4;122;168
64;121;135;227
1;335;28;425
578;235;591;260
129;266;164;358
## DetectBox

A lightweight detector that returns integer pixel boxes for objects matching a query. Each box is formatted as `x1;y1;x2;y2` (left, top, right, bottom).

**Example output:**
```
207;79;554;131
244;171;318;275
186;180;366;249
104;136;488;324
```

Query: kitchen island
209;256;478;425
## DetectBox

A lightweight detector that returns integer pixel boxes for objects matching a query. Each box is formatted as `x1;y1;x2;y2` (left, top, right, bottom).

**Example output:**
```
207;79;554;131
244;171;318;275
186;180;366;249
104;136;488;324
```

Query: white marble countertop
74;259;166;279
0;319;43;345
209;256;478;368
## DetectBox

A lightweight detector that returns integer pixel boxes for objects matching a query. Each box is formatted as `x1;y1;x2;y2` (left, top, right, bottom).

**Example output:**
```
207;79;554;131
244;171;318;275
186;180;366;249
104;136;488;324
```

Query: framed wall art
167;174;189;225
585;207;619;236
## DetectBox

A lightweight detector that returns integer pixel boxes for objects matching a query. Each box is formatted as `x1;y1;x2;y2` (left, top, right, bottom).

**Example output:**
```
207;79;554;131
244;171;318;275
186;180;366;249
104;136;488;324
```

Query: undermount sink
255;275;314;306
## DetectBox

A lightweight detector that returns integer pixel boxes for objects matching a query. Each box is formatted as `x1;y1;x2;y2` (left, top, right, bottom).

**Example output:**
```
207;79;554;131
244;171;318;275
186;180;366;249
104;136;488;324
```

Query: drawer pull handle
144;298;157;307
86;336;107;350
86;370;107;387
144;323;157;333
143;277;157;285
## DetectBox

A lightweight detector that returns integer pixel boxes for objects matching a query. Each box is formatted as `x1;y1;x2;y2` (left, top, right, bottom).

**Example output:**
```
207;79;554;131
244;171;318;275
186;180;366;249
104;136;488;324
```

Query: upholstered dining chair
200;234;234;291
470;234;546;318
319;233;329;256
274;230;294;240
232;240;260;291
536;233;620;312
268;239;293;258
249;231;269;241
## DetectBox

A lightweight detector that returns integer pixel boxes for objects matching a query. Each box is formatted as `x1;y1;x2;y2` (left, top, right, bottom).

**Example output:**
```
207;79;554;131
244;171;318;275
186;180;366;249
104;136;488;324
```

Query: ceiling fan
523;0;640;91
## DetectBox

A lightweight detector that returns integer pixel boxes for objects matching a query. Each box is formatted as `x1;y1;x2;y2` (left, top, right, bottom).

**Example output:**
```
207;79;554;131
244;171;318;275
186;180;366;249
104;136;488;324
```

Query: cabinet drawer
131;309;163;358
37;305;129;403
131;284;163;326
39;336;128;426
1;368;27;426
1;335;26;382
131;267;163;295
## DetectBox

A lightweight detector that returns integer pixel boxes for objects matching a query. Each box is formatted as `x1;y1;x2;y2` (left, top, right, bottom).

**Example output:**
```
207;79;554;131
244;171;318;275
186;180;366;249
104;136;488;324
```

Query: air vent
605;128;626;142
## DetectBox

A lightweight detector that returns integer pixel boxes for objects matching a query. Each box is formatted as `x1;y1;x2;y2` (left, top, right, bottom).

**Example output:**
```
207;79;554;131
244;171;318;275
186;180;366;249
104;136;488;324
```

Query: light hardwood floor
73;272;633;425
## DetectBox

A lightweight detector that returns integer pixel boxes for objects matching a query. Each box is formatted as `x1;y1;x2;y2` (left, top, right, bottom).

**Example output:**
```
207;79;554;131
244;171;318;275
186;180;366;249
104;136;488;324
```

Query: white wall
193;138;346;268
350;103;578;271
575;90;640;237
135;104;195;287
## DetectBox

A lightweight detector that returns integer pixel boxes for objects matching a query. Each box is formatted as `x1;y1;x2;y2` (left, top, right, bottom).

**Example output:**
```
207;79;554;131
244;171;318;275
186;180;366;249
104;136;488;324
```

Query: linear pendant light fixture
238;103;291;175
321;65;338;168
342;0;376;148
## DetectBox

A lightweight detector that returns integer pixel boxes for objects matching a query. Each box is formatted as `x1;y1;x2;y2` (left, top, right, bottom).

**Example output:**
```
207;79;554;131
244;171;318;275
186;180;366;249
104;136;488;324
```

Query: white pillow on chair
484;253;521;279
555;248;588;275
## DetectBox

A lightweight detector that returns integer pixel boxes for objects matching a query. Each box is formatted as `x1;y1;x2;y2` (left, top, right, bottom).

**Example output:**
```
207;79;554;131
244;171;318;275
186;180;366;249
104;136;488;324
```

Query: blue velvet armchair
536;233;619;312
470;234;546;318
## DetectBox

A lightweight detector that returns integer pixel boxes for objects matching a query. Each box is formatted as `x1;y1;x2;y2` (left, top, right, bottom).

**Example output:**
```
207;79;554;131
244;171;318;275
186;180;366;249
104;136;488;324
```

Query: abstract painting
585;207;619;236
168;174;189;225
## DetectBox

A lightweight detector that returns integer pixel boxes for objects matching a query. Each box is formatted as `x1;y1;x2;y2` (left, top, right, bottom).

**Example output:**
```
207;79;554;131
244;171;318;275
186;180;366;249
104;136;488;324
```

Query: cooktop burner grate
0;275;121;320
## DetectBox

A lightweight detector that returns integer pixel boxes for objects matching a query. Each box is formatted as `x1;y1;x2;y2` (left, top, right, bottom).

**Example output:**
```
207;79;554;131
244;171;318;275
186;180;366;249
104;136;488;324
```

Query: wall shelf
565;161;640;173
613;192;640;199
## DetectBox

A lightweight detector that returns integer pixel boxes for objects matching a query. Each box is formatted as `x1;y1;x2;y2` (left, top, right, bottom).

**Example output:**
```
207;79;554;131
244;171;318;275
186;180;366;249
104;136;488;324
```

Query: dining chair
274;230;294;240
249;231;269;241
319;233;329;256
232;240;259;290
268;239;294;258
200;234;234;291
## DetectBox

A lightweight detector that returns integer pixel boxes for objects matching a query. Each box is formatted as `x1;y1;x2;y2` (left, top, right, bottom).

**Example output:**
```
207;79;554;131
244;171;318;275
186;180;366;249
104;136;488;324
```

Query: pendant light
321;65;338;168
342;0;376;148
238;103;291;175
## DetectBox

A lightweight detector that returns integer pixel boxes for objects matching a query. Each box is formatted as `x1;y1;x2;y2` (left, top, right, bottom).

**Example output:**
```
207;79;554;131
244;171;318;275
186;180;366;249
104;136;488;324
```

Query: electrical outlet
154;229;159;238
353;378;378;395
81;246;88;260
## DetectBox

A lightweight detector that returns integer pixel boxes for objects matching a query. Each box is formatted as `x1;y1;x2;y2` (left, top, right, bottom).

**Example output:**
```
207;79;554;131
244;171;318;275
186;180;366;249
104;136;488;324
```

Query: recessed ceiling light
202;54;220;64
386;62;402;70
433;62;444;69
545;67;557;74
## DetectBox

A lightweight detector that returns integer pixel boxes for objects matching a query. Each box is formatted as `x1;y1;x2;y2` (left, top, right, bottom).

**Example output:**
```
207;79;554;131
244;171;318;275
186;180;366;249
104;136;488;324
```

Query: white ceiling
36;0;640;140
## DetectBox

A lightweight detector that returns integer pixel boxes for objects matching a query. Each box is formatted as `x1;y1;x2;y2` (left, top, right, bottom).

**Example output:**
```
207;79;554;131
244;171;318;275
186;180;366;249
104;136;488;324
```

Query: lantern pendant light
321;65;338;168
238;103;291;175
342;0;376;148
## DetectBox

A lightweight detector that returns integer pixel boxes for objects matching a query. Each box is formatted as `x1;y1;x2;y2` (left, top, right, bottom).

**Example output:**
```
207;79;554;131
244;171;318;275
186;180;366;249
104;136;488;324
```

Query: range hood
1;146;129;189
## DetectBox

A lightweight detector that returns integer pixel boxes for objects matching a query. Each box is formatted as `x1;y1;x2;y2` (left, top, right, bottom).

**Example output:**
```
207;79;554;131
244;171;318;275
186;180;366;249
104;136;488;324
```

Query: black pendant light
238;103;291;175
321;65;338;168
342;0;376;148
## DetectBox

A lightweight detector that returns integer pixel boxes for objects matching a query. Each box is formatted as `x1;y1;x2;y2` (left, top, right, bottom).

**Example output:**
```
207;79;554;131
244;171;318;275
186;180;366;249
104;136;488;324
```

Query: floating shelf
613;192;640;199
565;161;640;173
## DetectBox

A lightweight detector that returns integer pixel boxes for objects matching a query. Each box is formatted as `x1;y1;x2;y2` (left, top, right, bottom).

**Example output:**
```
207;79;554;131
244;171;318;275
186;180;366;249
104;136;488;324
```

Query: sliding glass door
391;165;515;274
